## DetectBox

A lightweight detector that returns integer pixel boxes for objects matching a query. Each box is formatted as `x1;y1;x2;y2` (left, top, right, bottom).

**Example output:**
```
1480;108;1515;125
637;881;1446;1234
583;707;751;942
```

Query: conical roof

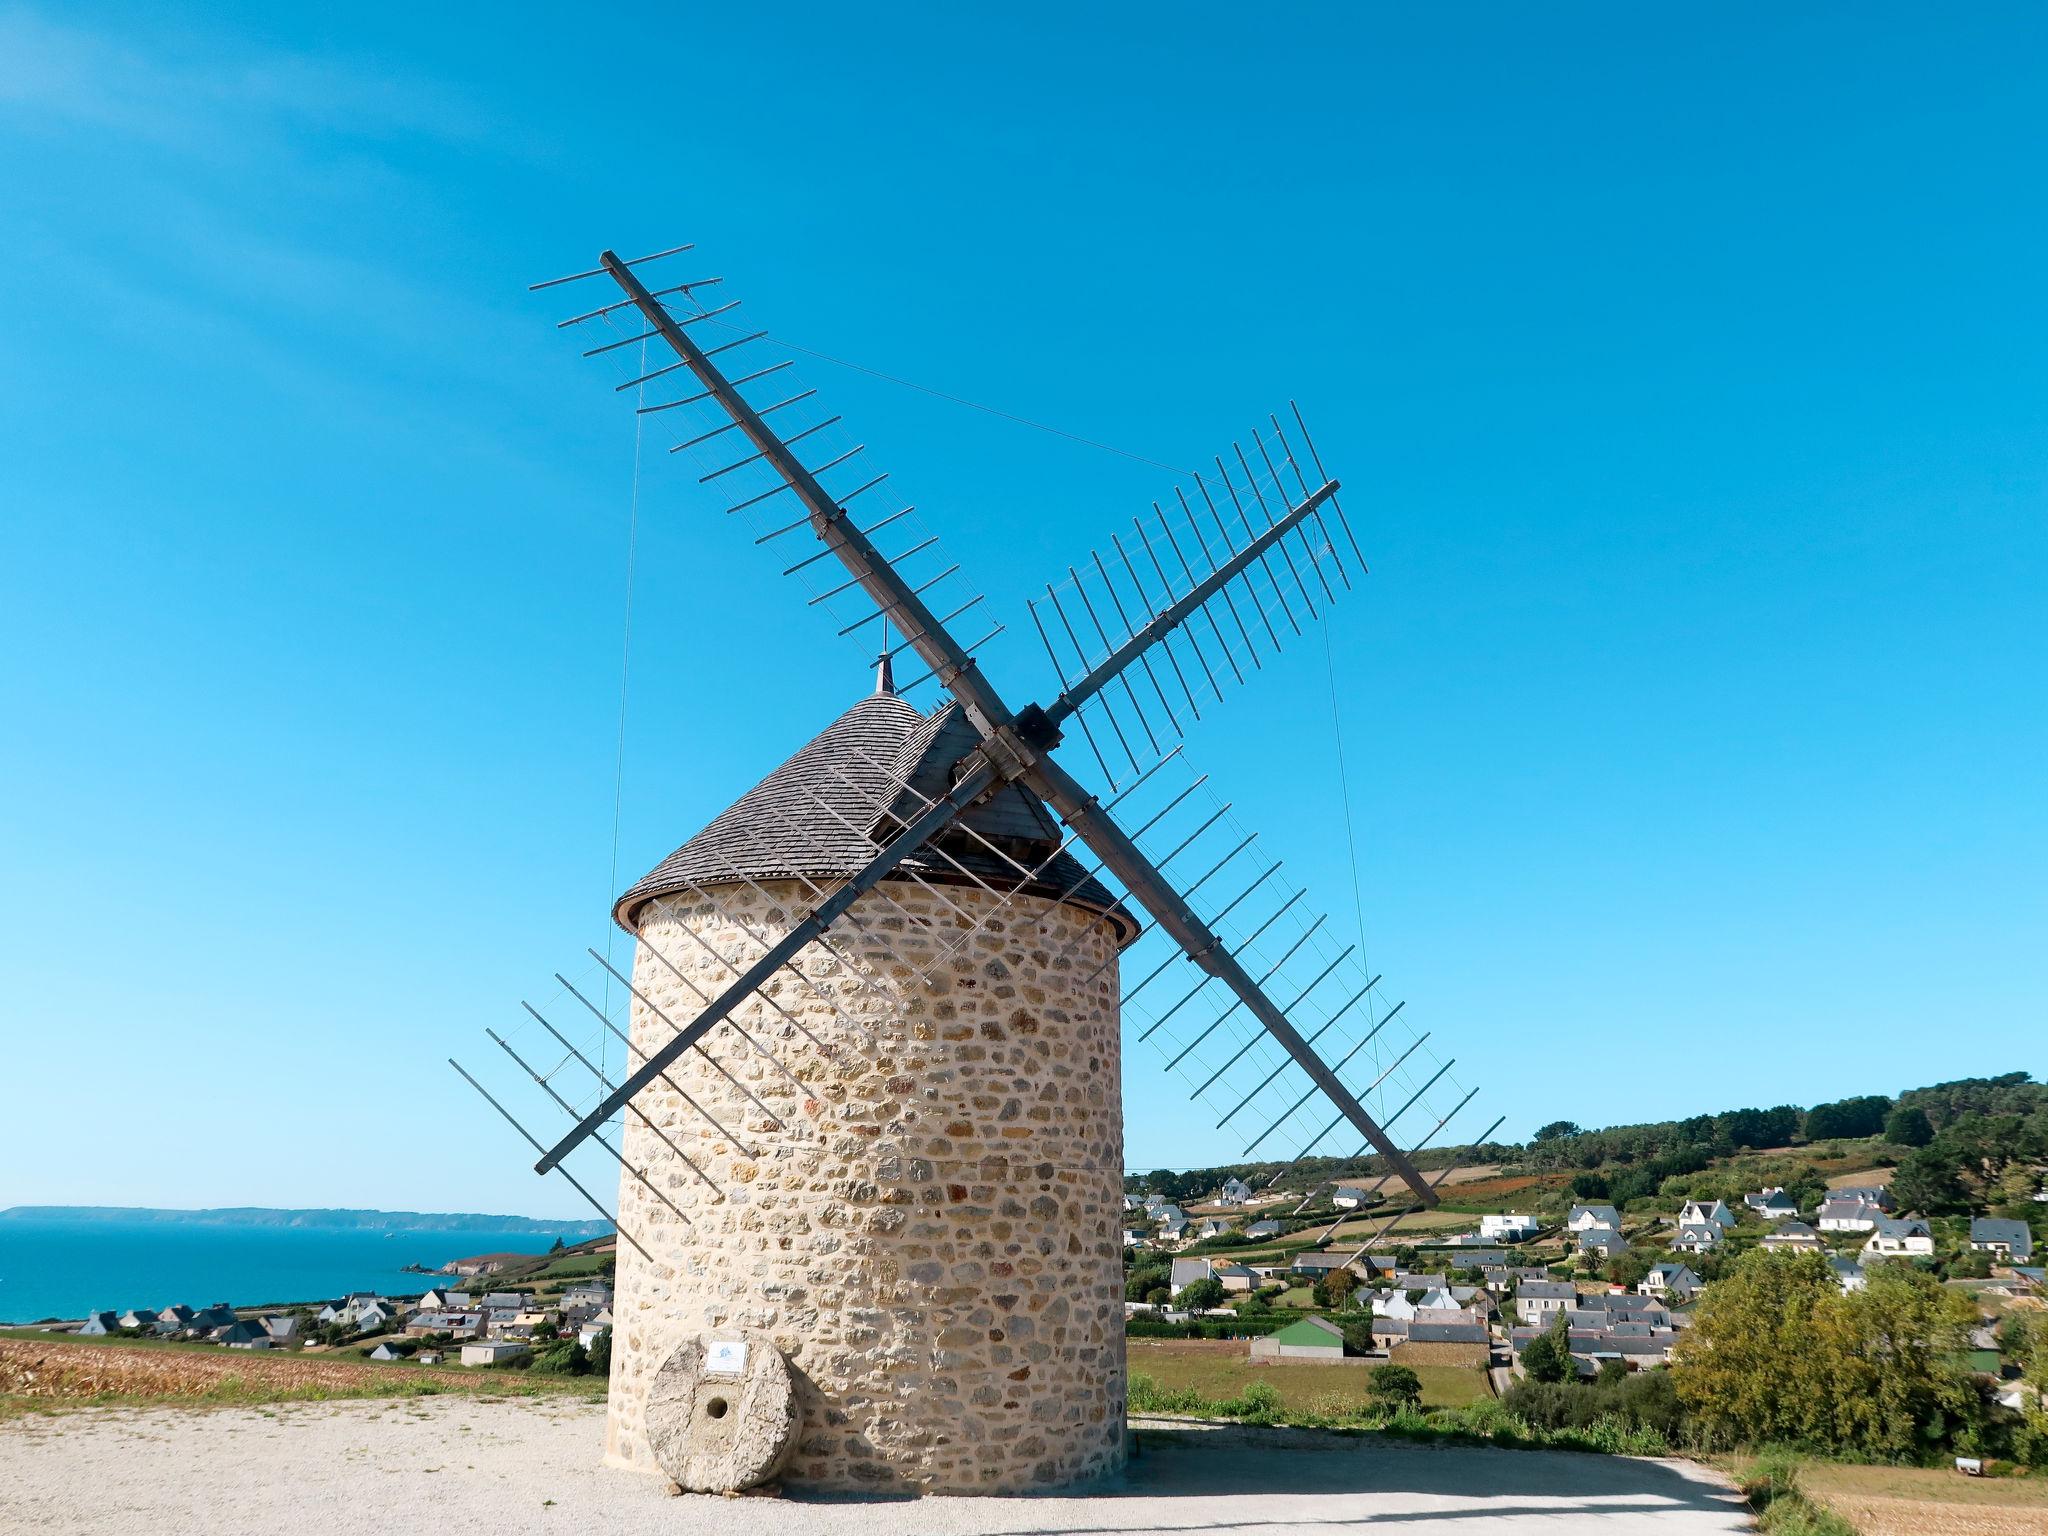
614;689;1137;942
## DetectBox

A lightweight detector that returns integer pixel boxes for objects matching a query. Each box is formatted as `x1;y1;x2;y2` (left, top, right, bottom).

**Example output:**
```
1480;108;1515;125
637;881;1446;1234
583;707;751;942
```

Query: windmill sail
457;240;1488;1228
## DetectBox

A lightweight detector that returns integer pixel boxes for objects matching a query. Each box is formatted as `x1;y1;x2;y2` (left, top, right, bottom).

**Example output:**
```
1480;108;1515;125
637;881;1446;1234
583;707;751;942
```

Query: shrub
1368;1365;1422;1407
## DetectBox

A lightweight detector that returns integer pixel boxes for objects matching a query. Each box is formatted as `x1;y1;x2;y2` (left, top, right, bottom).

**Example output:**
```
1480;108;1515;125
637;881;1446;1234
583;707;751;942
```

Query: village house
560;1282;611;1308
353;1301;395;1332
1143;1191;1166;1211
1678;1198;1736;1232
1863;1215;1934;1259
1157;1211;1189;1241
416;1288;472;1311
368;1342;405;1361
1568;1204;1621;1233
152;1305;195;1335
78;1311;120;1336
1834;1185;1895;1212
1479;1213;1540;1242
188;1304;237;1333
1168;1256;1214;1298
1761;1220;1825;1253
262;1315;302;1346
1250;1316;1345;1362
1971;1217;2035;1261
1640;1262;1702;1302
577;1310;614;1349
444;1253;529;1279
1578;1226;1629;1259
1817;1195;1887;1232
407;1310;484;1340
116;1308;157;1331
459;1340;530;1367
1195;1217;1233;1240
1219;1176;1255;1205
1828;1256;1867;1293
218;1320;272;1349
1244;1219;1284;1239
1515;1279;1577;1326
1744;1187;1798;1218
1671;1222;1722;1254
1332;1186;1371;1209
1289;1252;1365;1282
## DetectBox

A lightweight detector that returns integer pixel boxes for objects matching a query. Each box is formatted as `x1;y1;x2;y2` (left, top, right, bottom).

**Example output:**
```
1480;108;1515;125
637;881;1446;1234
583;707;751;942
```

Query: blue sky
1;5;2041;1218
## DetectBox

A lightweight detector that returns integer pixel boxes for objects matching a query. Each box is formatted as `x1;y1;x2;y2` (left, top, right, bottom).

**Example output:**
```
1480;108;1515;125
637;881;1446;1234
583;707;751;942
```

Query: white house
1827;1256;1867;1293
1970;1217;2034;1261
1640;1262;1702;1302
1863;1215;1934;1259
1219;1177;1255;1205
1568;1204;1620;1233
262;1315;302;1346
368;1342;405;1361
1744;1187;1798;1218
1168;1257;1214;1298
460;1341;530;1367
1515;1280;1576;1326
1671;1222;1722;1254
578;1309;614;1349
1480;1213;1540;1242
1332;1186;1370;1209
1761;1220;1824;1253
1195;1217;1234;1240
1245;1219;1284;1239
1818;1195;1886;1232
78;1311;120;1336
1579;1227;1629;1259
1678;1199;1735;1232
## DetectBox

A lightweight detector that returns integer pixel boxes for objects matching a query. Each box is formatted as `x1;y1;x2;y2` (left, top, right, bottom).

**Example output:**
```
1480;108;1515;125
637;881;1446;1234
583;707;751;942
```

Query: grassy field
1796;1459;2048;1535
1126;1338;1492;1413
0;1331;605;1417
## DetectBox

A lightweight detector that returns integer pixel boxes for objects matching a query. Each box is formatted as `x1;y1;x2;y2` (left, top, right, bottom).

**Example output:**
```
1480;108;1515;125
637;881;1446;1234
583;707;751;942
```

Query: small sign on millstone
644;1330;799;1493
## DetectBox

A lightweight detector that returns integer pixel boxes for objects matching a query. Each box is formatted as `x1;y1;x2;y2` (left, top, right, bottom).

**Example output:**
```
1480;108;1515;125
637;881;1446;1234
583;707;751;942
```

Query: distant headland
0;1206;614;1236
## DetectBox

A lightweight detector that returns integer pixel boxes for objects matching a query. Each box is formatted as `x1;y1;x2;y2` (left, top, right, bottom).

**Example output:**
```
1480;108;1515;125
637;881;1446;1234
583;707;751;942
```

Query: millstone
644;1330;799;1493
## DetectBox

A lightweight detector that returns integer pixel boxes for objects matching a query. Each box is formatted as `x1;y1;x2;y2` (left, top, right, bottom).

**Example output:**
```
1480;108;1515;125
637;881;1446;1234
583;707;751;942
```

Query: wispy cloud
0;6;490;150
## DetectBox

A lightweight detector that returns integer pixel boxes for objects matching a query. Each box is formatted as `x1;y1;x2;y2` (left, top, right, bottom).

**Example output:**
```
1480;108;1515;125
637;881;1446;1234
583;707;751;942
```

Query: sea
0;1216;592;1324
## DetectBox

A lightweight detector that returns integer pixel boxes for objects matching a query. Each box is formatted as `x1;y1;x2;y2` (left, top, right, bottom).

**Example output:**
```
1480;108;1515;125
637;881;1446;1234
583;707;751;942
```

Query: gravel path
0;1398;1750;1534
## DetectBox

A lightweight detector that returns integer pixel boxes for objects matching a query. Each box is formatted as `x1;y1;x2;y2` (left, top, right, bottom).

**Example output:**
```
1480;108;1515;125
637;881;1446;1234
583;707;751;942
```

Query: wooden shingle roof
614;687;1137;941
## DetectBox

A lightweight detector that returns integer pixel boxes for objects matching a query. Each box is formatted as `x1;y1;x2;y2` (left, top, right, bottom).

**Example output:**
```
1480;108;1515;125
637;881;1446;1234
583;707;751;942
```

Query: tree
1368;1364;1422;1407
586;1325;612;1377
549;1236;566;1253
1570;1172;1611;1200
1520;1314;1572;1384
1885;1105;1935;1147
1312;1269;1358;1310
1533;1121;1583;1143
1177;1277;1226;1311
1674;1248;1979;1458
1805;1095;1892;1141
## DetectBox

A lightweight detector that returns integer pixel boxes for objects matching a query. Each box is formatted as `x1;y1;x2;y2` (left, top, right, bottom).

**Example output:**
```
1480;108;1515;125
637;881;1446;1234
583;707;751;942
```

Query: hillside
1131;1070;2047;1214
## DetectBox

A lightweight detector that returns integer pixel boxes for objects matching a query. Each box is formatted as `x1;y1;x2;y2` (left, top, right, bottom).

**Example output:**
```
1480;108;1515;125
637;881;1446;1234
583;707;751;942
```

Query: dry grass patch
1799;1461;2048;1535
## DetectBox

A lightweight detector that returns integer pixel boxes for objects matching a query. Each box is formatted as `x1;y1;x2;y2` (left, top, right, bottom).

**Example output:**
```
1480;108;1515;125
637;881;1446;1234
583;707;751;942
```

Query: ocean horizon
0;1213;599;1324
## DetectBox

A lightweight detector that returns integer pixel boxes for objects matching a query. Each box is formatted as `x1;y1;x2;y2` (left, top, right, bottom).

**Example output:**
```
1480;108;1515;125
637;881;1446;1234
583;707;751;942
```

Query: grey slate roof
613;691;1137;940
1971;1217;2033;1257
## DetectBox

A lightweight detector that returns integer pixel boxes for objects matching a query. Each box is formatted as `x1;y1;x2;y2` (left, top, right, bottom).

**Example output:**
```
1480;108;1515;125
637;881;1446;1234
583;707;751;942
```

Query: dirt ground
0;1397;1752;1534
1799;1460;2048;1535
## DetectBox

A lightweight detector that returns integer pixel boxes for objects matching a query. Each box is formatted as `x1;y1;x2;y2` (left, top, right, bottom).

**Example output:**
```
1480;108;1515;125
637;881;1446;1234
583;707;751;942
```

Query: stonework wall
604;878;1127;1493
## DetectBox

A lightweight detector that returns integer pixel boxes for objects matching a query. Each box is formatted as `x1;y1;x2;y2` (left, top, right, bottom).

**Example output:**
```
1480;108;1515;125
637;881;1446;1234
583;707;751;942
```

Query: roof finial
875;651;895;695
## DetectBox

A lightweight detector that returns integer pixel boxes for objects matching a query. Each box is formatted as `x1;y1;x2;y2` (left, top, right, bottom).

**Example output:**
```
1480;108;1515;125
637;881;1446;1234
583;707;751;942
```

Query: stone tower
602;675;1137;1492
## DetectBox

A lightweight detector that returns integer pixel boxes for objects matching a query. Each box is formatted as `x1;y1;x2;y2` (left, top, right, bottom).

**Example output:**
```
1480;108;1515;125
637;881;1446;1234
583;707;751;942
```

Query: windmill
455;244;1500;1494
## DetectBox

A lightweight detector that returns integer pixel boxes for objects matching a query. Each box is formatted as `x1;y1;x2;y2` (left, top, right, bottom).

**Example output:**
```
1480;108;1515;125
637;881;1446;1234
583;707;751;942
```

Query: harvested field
1800;1461;2048;1535
0;1336;599;1408
1389;1341;1491;1369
